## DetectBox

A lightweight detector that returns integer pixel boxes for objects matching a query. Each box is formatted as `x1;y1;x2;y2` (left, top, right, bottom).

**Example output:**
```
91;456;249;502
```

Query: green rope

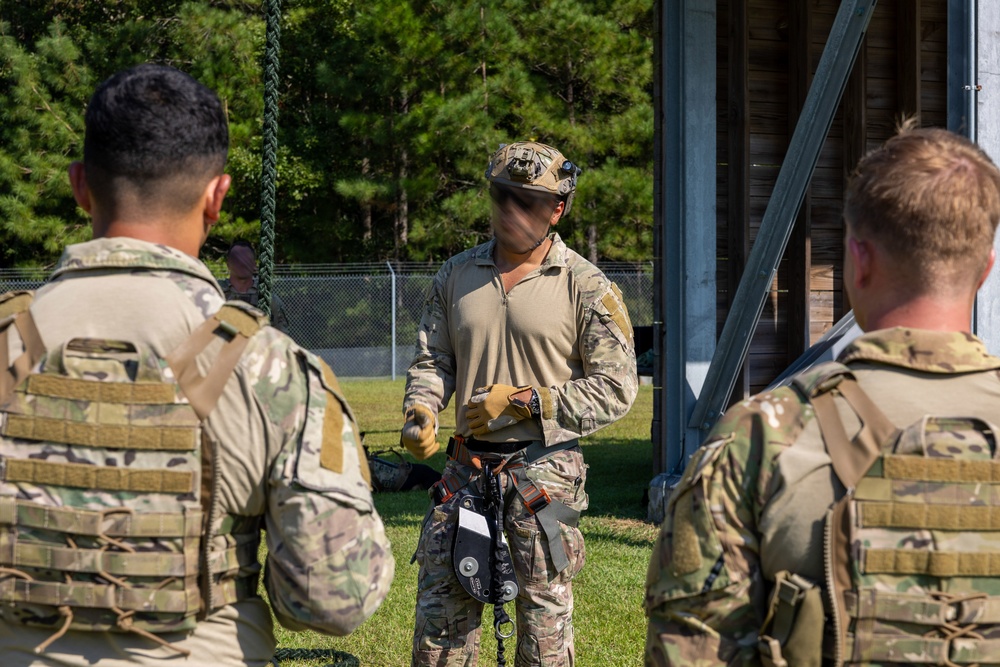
257;0;282;318
269;648;359;667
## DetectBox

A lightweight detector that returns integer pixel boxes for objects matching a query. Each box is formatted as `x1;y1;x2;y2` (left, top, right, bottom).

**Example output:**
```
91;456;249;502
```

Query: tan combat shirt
0;238;394;667
404;233;638;445
645;328;1000;665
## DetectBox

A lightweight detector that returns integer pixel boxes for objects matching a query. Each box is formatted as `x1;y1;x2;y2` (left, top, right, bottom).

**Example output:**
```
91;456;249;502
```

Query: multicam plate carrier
0;291;265;656
761;361;1000;667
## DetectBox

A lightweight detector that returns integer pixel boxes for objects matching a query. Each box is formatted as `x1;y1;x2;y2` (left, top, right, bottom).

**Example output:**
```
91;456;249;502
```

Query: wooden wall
716;0;948;398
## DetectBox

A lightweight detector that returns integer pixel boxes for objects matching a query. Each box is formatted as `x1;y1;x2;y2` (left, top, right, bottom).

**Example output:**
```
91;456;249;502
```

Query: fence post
387;261;397;380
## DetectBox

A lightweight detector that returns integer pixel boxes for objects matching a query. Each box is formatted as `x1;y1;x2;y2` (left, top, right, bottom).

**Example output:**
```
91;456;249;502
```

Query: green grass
272;380;656;667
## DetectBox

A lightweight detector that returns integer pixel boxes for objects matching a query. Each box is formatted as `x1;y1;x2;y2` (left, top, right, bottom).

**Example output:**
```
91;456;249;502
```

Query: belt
448;436;533;456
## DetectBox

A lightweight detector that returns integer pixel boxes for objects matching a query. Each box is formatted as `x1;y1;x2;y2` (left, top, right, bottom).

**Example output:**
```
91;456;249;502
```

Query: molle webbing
0;575;257;615
3;459;194;493
843;634;1000;664
846;590;1000;625
863;549;1000;576
4;415;197;451
0;540;258;578
0;499;203;537
23;374;176;403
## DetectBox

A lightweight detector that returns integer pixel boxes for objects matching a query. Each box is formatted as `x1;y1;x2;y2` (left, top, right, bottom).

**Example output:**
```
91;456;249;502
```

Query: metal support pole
688;0;877;433
387;261;397;381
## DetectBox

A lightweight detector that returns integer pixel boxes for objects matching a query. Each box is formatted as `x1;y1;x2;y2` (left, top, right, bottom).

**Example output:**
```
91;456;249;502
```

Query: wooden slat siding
714;0;948;395
842;13;868;320
728;0;752;403
716;0;730;340
787;0;812;366
898;0;922;119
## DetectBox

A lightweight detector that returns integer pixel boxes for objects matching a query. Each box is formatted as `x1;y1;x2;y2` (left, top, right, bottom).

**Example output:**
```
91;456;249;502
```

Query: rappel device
452;459;518;665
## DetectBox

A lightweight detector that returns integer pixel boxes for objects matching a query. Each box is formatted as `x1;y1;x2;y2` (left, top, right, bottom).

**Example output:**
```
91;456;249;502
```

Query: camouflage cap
485;142;581;214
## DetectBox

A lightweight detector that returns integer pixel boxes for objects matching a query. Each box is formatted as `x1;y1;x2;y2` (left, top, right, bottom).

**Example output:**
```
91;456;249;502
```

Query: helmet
485;141;581;215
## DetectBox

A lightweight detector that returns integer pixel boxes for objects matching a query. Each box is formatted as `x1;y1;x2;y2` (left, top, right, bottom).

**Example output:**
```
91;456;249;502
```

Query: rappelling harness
435;435;581;666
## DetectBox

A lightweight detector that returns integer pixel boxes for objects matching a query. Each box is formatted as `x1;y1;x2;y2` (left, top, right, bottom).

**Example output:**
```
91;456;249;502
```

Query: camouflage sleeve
403;268;456;417
539;282;638;443
264;349;394;635
644;390;809;666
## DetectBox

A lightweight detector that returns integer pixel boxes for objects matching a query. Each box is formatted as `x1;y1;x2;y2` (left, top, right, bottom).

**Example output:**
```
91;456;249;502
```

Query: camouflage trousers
411;444;589;667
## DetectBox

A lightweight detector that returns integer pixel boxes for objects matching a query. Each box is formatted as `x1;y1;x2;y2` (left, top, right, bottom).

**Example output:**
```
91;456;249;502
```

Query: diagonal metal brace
688;0;878;431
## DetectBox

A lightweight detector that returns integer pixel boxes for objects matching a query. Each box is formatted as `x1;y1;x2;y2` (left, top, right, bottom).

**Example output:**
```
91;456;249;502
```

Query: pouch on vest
758;571;824;667
0;299;265;656
780;360;1000;666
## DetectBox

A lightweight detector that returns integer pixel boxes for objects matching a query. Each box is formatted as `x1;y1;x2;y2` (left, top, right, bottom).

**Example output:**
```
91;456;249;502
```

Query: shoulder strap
166;303;266;420
792;361;899;490
0;291;44;402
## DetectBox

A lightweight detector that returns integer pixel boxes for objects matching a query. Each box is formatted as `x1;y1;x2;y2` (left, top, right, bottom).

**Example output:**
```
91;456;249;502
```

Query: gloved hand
466;384;534;436
401;404;439;459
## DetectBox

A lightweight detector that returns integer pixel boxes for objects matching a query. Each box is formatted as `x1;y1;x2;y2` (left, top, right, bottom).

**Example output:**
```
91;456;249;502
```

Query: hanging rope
257;0;281;318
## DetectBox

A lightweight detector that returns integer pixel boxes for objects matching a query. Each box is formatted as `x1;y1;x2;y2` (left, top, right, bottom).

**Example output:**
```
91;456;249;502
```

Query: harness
438;436;582;573
440;435;582;666
0;291;265;656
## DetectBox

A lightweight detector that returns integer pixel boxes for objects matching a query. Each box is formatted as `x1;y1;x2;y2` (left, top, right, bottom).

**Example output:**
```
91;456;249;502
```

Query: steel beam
688;0;877;432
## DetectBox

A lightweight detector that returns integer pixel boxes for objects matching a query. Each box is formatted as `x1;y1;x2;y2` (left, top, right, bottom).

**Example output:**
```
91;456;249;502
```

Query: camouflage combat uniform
406;232;637;667
218;276;289;333
0;238;393;667
645;327;1000;666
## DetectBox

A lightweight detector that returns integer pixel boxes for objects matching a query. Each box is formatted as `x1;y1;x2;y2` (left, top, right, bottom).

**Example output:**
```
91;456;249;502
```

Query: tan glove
401;404;439;459
466;384;534;436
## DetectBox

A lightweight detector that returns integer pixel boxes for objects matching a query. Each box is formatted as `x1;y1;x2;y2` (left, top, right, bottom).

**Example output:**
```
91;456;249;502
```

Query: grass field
272;379;657;667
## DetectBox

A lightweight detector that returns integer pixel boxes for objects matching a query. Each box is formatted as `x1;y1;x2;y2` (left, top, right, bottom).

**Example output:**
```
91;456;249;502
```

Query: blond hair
844;121;1000;290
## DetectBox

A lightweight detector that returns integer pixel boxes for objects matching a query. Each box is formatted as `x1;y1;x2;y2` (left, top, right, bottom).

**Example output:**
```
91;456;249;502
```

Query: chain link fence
1;262;652;379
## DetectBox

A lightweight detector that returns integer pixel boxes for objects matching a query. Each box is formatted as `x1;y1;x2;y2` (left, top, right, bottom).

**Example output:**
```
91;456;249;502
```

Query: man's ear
977;248;996;290
203;174;232;226
68;162;92;213
848;235;872;289
549;200;565;226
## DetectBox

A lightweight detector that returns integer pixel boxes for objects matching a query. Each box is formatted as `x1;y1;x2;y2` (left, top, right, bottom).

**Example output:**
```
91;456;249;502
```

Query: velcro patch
319;362;346;474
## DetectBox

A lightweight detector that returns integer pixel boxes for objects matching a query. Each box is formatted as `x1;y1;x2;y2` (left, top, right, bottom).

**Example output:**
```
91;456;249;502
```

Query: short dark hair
228;240;255;257
83;63;229;213
845;120;1000;292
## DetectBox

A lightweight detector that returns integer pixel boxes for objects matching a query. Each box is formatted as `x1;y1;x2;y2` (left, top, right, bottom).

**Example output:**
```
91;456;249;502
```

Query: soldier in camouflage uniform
645;125;1000;665
218;241;290;333
401;141;638;666
0;64;393;666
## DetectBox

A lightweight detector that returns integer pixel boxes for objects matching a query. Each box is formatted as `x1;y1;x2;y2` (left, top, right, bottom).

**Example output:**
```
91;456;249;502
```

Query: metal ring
495;618;515;639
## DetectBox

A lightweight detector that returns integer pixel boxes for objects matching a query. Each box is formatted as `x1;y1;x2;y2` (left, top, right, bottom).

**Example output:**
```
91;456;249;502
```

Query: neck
861;293;975;333
494;235;552;272
90;207;206;259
